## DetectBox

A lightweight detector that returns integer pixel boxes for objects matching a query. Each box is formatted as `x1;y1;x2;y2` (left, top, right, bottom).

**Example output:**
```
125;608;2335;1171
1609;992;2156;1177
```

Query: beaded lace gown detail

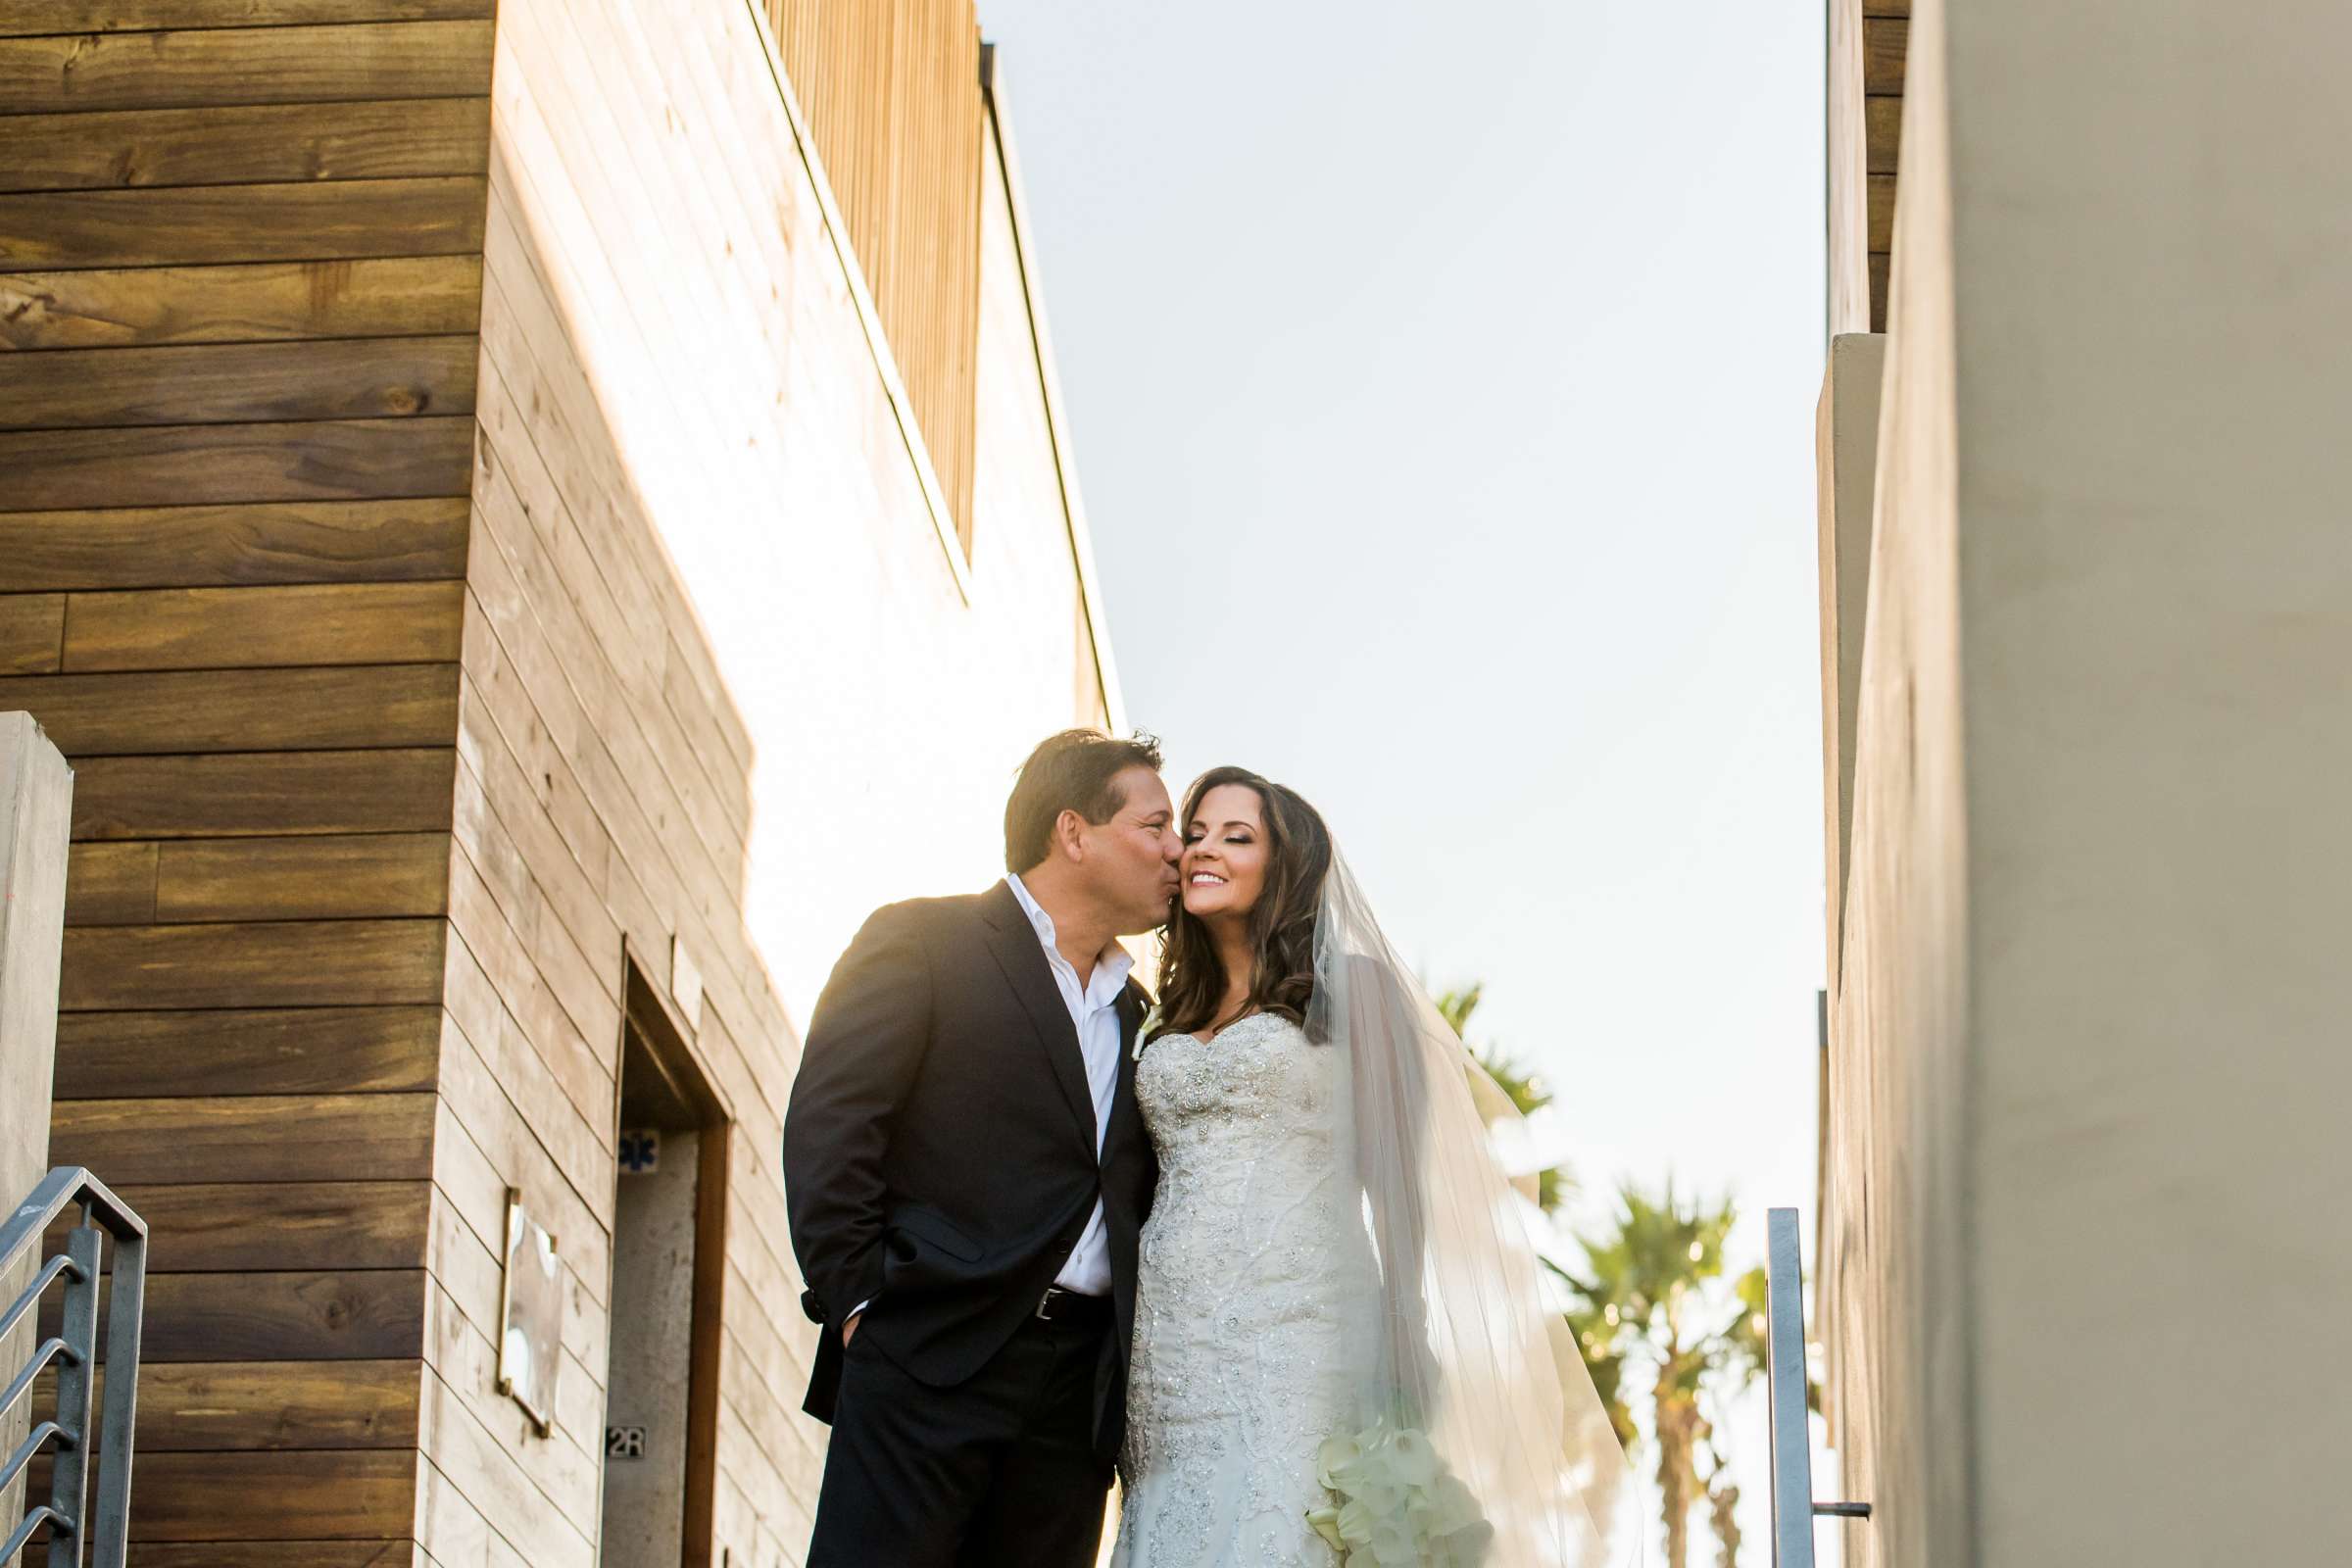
1111;1013;1375;1567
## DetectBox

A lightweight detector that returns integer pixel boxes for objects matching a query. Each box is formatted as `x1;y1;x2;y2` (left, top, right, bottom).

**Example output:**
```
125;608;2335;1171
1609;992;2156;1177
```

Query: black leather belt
1033;1287;1111;1328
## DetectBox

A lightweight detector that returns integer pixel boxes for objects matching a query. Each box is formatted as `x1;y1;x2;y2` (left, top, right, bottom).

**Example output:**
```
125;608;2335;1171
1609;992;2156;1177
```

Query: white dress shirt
1005;871;1130;1298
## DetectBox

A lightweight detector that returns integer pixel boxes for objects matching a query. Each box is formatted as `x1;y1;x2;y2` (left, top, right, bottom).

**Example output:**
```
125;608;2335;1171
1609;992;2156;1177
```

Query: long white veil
1311;852;1641;1567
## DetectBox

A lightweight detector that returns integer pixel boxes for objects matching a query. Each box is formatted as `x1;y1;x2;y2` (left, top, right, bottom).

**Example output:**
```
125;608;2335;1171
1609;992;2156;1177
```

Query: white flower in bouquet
1383;1427;1440;1489
1424;1474;1483;1536
1316;1434;1362;1492
1359;1516;1420;1566
1304;1415;1491;1566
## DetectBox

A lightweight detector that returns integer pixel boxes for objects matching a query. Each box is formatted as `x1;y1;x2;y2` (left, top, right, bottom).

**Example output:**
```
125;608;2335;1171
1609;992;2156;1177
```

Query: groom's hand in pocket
841;1311;861;1348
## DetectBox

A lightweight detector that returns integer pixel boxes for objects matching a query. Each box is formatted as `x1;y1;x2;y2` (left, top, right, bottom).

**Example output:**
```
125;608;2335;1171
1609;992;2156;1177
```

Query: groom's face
1082;766;1182;934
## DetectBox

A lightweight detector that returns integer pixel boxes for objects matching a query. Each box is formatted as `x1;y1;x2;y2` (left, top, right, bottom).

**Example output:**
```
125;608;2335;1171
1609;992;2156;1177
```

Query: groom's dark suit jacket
782;880;1157;1460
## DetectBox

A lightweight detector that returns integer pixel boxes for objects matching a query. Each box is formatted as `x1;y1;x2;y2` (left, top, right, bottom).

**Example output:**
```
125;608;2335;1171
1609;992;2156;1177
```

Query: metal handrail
1766;1207;1872;1567
0;1507;67;1567
0;1261;79;1349
0;1344;76;1431
0;1425;68;1498
0;1168;146;1568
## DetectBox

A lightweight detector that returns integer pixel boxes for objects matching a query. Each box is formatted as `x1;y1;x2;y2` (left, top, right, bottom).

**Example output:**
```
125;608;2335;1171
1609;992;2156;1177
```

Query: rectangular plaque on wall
496;1189;564;1436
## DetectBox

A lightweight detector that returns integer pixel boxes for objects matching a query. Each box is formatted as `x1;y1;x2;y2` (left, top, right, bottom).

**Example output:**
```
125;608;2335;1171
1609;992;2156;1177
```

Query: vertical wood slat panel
761;0;980;552
1860;11;1905;330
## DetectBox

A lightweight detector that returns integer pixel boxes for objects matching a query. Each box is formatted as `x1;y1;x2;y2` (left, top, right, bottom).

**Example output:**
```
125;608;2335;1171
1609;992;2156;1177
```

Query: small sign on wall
618;1129;661;1174
606;1425;648;1460
497;1190;564;1437
670;933;705;1031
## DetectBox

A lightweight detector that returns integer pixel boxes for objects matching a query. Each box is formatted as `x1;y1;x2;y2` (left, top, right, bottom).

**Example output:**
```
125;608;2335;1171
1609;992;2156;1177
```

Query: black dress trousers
807;1314;1113;1568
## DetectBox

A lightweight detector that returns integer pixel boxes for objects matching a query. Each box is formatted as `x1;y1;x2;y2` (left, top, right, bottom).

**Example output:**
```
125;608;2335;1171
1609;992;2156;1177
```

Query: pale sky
975;1;1831;1546
979;0;1826;1249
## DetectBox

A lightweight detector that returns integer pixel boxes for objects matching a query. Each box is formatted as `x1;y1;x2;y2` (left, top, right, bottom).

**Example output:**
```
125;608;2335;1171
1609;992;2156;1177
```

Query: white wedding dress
1110;1012;1376;1567
1108;854;1639;1568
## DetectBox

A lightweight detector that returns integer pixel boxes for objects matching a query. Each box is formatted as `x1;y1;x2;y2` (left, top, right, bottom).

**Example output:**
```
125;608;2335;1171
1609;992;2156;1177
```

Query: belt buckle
1036;1288;1058;1321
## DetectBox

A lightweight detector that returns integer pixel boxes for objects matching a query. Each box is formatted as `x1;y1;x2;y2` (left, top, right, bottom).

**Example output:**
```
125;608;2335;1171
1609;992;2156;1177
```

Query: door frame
616;945;731;1568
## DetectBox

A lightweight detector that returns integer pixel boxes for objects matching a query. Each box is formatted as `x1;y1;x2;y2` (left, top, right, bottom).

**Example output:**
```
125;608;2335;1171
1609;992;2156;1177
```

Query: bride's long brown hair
1152;766;1334;1042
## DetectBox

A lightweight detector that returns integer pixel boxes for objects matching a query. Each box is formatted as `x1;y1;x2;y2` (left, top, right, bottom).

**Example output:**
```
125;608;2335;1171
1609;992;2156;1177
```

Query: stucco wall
0;715;70;1538
1948;0;2352;1555
1825;0;2352;1559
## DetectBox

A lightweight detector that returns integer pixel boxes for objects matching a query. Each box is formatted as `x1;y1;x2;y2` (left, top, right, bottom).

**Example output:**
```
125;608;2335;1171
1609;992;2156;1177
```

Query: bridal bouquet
1305;1415;1494;1567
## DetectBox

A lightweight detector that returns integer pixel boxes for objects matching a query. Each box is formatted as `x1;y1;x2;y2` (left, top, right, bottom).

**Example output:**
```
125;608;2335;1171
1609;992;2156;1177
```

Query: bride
1111;766;1638;1568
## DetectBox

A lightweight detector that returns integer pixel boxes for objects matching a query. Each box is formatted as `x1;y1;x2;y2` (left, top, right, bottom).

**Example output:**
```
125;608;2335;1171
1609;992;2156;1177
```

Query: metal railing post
0;1170;147;1568
1766;1206;1872;1567
40;1224;97;1568
85;1220;141;1568
1766;1207;1817;1568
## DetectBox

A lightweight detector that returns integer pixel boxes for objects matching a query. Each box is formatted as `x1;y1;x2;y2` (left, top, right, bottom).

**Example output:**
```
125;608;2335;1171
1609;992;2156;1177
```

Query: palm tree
1563;1183;1769;1568
1431;982;1483;1043
1697;1262;1770;1568
1433;982;1571;1212
1431;987;1781;1564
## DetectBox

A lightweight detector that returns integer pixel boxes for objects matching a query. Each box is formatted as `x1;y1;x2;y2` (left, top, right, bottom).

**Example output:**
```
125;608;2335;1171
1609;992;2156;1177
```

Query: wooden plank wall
766;0;983;553
0;2;492;1560
462;0;818;1551
1864;0;1908;328
464;0;1124;1555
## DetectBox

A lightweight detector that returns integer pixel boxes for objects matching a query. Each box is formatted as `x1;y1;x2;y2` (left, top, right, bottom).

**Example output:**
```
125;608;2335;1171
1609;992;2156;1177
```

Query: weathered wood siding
466;0;1120;1558
1;2;490;1559
461;3;796;1555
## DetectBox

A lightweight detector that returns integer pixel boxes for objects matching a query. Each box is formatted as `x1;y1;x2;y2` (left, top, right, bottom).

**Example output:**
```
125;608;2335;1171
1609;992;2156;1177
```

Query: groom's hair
1004;728;1165;873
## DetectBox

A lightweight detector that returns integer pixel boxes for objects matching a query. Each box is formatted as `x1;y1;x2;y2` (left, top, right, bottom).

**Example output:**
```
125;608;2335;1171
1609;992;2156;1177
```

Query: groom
783;729;1179;1567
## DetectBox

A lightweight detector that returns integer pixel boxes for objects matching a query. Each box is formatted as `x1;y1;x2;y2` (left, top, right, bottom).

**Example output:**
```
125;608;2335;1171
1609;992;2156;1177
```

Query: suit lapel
1108;982;1147;1139
979;881;1096;1152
